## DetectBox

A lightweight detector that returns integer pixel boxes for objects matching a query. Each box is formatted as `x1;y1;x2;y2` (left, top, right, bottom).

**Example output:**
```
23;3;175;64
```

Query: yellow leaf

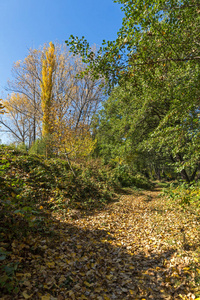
22;292;33;299
106;274;113;280
39;206;43;209
129;290;135;295
16;273;24;277
68;290;75;298
43;285;48;289
41;295;51;300
47;261;55;268
24;273;31;278
22;291;33;299
94;287;103;293
84;281;91;287
59;275;66;284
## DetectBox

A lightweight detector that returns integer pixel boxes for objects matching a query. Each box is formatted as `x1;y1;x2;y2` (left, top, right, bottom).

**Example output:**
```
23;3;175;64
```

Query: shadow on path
4;216;189;300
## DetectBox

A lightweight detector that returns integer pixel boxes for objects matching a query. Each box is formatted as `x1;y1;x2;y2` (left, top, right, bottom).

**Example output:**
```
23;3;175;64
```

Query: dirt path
49;189;199;299
3;189;199;299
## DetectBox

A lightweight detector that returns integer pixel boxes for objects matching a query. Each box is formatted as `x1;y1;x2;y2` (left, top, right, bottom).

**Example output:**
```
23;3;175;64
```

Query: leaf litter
0;188;200;300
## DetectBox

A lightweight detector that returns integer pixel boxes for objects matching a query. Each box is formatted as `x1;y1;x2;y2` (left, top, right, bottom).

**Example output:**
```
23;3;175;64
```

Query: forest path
48;188;198;299
4;188;199;300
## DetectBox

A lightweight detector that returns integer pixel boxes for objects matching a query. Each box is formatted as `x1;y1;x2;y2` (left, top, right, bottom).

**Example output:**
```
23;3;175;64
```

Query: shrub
29;138;47;156
162;181;200;209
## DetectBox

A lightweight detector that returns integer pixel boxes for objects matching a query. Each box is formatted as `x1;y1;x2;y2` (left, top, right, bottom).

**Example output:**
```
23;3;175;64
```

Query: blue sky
0;0;124;96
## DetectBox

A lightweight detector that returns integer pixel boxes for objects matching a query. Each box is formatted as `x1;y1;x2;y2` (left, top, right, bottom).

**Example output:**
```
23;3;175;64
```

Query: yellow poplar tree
41;42;56;137
40;42;56;156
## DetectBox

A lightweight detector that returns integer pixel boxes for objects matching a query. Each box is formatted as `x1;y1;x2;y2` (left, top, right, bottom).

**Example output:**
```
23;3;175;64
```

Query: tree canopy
66;0;200;182
1;43;104;158
66;0;199;86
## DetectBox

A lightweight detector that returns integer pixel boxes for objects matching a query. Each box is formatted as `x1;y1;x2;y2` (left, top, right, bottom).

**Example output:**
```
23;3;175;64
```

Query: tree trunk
170;154;190;183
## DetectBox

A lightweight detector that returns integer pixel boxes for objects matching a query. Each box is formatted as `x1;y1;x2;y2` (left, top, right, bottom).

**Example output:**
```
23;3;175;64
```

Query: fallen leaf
22;291;32;299
41;295;51;300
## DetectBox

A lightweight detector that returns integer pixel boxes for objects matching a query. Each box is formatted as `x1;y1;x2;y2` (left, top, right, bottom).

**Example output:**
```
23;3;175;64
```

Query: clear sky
0;0;124;96
0;0;124;143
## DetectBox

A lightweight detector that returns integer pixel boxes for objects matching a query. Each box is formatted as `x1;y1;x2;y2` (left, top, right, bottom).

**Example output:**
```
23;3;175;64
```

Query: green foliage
1;145;199;298
66;0;200;183
29;137;48;156
0;262;19;294
0;145;122;294
109;164;153;189
14;142;28;152
161;182;200;209
93;61;200;181
66;0;199;89
0;145;116;215
93;84;176;181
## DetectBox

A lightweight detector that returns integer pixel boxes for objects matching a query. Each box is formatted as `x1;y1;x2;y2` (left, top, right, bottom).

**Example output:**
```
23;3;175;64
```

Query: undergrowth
161;181;200;211
0;146;200;298
0;145;119;294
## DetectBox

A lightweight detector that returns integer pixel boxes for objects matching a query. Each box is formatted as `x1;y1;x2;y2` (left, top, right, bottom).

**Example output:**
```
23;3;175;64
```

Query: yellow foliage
41;42;56;138
0;99;5;114
52;119;96;158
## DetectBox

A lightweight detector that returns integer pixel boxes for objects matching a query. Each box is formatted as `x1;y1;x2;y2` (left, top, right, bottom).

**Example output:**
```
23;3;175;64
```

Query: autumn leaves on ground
0;146;200;300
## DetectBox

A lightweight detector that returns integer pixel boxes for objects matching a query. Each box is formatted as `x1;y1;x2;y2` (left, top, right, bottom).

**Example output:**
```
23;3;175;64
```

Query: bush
161;181;200;209
29;138;47;156
109;164;153;189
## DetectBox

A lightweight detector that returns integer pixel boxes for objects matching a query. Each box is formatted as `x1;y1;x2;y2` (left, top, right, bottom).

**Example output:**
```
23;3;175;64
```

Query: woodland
0;0;200;299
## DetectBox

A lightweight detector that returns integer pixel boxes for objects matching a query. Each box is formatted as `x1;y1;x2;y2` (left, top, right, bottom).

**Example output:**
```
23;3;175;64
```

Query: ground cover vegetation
0;146;200;299
0;0;200;298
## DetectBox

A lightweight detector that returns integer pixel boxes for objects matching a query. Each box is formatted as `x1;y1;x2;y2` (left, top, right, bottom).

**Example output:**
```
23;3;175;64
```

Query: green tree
95;59;200;182
66;0;200;182
66;0;199;88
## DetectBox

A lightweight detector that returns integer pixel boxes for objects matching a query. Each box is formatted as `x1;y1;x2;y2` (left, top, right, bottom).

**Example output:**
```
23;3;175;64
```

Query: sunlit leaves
0;99;5;114
3;43;104;152
41;42;56;140
0;145;199;299
65;0;200;181
66;0;200;92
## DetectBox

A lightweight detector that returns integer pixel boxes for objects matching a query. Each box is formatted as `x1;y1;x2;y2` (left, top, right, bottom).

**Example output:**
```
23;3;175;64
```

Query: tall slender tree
40;42;56;140
2;43;104;157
